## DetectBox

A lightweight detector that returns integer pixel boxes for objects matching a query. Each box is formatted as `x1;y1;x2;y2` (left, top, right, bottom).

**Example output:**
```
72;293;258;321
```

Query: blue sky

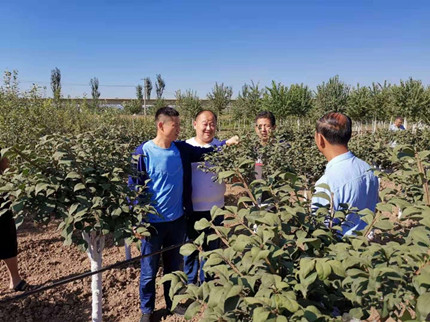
1;0;429;98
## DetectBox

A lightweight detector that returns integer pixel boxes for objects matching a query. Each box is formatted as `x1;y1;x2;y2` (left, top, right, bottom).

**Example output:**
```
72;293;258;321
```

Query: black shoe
171;303;188;316
140;313;152;322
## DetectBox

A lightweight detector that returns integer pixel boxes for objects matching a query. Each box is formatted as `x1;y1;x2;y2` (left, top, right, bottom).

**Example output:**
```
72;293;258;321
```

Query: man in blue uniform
312;112;379;236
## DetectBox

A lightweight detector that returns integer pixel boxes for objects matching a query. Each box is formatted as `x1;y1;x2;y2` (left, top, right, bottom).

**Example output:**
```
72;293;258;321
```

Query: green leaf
218;170;236;180
184;301;201;320
194;218;210;230
68;203;79;216
417;293;430;320
74;183;86;192
66;172;81;179
373;219;394;230
253;307;271;322
35;183;48;195
180;243;197;256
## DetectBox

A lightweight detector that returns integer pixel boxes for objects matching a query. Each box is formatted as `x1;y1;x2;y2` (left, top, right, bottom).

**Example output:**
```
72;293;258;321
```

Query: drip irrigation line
0;242;186;304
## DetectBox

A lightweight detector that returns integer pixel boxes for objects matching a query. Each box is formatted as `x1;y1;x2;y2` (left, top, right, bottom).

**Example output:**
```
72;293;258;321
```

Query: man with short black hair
254;111;276;145
312;112;379;236
129;107;238;321
389;116;405;131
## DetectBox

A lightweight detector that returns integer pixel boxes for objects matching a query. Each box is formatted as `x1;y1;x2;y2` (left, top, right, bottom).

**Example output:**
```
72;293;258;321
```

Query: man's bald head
316;112;352;146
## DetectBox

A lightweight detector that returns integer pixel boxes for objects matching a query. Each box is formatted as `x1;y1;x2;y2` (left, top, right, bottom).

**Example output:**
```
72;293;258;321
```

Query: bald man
184;110;226;285
312;112;379;236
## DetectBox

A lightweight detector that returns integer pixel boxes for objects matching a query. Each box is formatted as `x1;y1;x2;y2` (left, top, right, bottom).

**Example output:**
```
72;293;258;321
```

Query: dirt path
0;220;187;322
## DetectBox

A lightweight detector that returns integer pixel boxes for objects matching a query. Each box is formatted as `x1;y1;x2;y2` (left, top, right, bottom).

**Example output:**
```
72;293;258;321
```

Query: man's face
394;118;403;128
161;116;180;141
255;118;274;141
193;111;216;144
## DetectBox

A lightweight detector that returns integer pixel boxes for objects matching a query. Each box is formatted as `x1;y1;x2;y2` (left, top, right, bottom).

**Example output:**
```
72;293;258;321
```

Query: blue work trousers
139;215;186;314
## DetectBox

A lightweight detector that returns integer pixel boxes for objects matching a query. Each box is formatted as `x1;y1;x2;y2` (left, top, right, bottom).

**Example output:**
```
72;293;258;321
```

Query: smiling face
193;111;217;144
255;117;275;142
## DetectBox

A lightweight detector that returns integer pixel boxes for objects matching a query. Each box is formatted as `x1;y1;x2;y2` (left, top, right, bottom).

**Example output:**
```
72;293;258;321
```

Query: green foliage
153;98;167;110
123;100;142;115
232;81;264;121
144;77;152;100
136;84;143;104
390;77;430;122
162;128;430;321
51;67;61;104
155;74;165;99
262;82;314;118
0;128;154;247
175;89;202;121
90;77;101;111
315;75;350;115
346;84;373;120
368;81;392;121
207;82;233;117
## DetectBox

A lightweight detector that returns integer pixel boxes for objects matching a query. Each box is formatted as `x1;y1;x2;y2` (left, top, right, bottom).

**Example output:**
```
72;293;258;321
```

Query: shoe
140;313;152;322
13;280;35;292
171;303;188;316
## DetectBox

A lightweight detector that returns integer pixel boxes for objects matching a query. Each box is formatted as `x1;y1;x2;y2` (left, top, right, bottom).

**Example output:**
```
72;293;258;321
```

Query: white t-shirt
186;137;226;212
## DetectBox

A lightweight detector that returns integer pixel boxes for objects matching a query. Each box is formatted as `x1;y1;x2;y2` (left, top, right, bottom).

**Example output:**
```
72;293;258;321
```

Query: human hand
226;135;240;146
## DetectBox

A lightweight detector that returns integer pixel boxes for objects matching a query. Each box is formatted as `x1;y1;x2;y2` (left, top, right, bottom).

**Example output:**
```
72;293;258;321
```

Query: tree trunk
82;231;105;322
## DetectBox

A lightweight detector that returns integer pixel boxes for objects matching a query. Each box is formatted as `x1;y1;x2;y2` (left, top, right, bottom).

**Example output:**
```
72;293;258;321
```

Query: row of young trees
232;76;430;122
49;68;166;114
168;76;430;124
31;69;430;123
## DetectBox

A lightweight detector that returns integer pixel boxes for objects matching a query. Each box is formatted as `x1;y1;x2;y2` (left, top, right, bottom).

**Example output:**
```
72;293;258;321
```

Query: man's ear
193;120;197;129
157;121;164;132
315;132;326;149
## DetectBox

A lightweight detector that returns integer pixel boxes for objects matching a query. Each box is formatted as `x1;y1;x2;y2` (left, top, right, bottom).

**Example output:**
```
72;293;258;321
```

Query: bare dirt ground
0;219;185;322
0;186;245;322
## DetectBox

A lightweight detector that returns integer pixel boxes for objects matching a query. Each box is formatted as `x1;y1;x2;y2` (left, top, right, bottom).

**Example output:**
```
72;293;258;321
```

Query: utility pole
141;78;147;116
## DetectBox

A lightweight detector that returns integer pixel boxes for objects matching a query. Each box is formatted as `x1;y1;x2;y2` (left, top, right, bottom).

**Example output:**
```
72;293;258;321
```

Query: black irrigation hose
0;242;186;304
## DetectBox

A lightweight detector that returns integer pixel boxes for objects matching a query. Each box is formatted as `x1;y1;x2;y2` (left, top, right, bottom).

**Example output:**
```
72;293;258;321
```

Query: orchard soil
0;181;399;322
0;185;245;322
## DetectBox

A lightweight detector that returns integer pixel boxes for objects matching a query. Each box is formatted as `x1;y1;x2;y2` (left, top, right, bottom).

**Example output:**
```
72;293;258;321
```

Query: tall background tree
90;77;101;111
207;82;233;118
144;77;152;100
232;81;264;121
315;75;350;115
136;84;143;109
51;67;61;105
389;77;430;122
155;74;165;99
175;89;202;122
262;82;314;118
143;77;152;116
346;84;373;120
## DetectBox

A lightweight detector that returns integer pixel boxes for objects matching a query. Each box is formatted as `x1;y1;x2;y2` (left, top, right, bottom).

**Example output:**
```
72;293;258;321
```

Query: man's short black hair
255;111;276;127
316;112;352;146
395;116;404;121
155;106;179;122
194;109;217;123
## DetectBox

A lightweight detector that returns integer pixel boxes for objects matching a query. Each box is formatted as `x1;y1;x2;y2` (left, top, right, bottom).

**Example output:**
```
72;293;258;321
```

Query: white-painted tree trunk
124;242;131;260
82;231;105;322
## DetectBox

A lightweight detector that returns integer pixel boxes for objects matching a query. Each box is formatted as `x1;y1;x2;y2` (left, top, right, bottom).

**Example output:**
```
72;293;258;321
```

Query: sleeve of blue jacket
183;139;226;162
127;142;148;205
